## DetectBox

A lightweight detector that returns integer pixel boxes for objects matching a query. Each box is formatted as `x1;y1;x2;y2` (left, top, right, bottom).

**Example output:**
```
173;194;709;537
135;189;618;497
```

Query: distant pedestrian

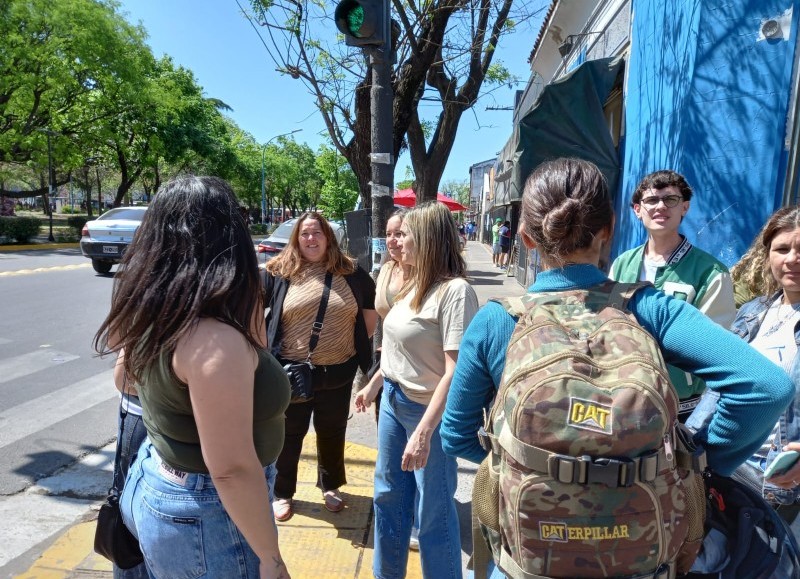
498;220;512;270
491;217;502;266
95;176;291;579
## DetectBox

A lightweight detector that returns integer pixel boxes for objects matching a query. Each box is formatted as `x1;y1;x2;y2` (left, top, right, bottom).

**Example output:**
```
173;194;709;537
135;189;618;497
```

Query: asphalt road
0;241;523;577
0;248;119;497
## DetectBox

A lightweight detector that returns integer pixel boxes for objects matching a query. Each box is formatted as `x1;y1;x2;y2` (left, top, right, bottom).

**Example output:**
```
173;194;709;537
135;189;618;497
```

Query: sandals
273;498;293;522
323;489;345;513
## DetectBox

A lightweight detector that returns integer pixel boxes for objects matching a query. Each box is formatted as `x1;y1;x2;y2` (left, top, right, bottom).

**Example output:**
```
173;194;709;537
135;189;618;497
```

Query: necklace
761;299;800;338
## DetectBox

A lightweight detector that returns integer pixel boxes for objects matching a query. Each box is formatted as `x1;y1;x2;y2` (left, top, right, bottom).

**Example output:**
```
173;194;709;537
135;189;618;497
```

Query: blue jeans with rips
121;441;277;579
373;379;462;579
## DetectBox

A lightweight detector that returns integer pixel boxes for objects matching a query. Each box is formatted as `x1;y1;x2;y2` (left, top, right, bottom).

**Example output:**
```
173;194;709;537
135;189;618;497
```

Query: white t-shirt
640;256;664;283
750;300;800;461
381;278;478;405
751;301;800;372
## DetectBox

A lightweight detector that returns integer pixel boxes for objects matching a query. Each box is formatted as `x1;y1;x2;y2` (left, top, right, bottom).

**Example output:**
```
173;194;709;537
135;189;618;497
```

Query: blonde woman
371;202;478;579
355;208;411;417
264;212;377;521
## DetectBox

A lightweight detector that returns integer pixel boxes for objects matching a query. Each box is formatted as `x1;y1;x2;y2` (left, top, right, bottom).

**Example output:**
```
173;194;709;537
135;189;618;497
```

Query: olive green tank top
137;348;290;473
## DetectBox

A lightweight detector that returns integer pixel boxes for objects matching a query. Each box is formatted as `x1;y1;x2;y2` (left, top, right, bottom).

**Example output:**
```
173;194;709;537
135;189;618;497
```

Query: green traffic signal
345;5;365;37
334;0;384;47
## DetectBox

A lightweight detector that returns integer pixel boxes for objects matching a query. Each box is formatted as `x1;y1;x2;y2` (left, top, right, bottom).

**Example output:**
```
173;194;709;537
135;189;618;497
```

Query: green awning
494;56;624;207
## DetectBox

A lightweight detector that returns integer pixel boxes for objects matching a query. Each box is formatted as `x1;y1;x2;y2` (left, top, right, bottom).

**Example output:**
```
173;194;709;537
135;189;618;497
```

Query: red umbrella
393;188;468;212
393;188;417;207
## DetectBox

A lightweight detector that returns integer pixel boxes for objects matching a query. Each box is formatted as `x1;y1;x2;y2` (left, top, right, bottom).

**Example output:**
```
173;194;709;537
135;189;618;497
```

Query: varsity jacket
610;236;736;410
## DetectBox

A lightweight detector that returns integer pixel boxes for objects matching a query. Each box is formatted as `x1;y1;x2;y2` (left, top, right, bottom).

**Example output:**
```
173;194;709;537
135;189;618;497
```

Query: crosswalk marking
0;349;80;384
0;369;116;451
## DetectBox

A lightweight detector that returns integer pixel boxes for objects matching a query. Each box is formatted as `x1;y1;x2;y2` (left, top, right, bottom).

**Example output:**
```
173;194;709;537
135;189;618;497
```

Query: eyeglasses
640;195;684;209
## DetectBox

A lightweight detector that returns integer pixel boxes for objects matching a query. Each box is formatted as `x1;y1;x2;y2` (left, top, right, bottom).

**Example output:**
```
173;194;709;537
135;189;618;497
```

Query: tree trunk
95;167;103;215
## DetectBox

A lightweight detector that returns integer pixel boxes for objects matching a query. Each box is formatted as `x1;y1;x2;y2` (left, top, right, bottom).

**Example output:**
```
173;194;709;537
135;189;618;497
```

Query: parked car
257;218;346;260
80;206;147;274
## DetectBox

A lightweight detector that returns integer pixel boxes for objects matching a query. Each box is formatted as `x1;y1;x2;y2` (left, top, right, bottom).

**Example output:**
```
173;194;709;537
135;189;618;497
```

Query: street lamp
37;128;58;242
261;129;302;224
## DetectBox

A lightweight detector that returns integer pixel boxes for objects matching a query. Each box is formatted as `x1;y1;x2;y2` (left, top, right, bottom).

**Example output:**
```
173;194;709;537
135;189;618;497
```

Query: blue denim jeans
373;380;462;579
121;441;277;579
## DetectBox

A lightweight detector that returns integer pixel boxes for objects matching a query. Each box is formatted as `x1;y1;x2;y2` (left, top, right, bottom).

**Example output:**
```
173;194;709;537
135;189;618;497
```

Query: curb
0;242;79;252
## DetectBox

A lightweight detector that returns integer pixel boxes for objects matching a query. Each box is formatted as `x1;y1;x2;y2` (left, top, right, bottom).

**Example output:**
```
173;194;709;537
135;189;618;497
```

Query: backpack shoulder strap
489;296;530;318
605;281;653;311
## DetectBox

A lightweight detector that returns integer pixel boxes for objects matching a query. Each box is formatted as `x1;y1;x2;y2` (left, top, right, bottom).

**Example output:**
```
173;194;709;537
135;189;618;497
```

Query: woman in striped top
264;212;377;522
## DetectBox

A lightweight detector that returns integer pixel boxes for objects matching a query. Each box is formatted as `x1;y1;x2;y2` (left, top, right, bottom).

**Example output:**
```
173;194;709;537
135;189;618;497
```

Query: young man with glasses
610;170;736;421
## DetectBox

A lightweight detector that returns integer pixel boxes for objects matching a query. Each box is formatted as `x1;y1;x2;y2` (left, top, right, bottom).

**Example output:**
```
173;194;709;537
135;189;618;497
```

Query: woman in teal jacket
440;158;793;579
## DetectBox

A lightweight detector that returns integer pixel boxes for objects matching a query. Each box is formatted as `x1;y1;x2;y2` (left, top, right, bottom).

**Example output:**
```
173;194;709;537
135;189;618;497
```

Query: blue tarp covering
614;0;800;266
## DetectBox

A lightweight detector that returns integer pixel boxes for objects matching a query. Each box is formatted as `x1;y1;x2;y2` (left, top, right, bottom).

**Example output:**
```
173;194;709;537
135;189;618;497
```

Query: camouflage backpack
472;282;707;579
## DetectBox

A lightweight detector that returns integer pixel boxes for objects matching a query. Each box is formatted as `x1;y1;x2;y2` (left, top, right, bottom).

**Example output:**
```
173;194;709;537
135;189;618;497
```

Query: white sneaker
409;527;420;551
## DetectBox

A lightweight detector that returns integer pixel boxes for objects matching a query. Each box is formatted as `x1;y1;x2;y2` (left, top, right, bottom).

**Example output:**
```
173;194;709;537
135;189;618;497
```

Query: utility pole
367;30;395;271
334;0;395;270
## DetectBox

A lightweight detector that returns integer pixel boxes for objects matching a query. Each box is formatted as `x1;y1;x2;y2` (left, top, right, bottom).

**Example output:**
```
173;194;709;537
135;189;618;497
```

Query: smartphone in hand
764;450;800;480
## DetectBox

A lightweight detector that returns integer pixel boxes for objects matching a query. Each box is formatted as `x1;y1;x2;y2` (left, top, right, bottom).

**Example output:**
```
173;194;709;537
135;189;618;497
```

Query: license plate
102;245;119;254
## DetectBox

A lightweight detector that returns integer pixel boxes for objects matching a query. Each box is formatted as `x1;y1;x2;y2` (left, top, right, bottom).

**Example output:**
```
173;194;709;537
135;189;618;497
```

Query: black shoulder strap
306;272;333;362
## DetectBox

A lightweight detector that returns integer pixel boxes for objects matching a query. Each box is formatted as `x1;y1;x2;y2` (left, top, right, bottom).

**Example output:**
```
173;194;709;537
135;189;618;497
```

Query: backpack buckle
587;457;635;488
548;455;635;487
548;455;590;484
477;426;492;452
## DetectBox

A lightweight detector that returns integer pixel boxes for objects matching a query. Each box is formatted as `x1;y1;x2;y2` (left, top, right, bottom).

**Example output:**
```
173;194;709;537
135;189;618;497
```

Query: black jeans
113;397;149;579
274;356;358;499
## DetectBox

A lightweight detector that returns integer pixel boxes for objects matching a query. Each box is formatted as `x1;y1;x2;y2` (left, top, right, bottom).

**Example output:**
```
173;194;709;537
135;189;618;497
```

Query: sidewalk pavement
10;241;525;578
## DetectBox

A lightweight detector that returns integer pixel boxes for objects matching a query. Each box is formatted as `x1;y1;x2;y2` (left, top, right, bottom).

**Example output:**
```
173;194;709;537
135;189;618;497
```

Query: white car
79;206;147;274
257;218;346;259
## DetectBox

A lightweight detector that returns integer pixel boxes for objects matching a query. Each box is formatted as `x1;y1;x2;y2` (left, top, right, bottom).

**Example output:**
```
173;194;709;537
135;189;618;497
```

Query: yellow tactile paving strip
17;434;423;578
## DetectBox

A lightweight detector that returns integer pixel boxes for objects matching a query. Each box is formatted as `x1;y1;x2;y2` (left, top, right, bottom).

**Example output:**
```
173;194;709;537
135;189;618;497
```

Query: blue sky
118;0;545;186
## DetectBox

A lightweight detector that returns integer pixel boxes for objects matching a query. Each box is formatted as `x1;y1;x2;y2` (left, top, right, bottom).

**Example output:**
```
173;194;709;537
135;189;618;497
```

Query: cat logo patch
568;398;612;434
539;522;567;542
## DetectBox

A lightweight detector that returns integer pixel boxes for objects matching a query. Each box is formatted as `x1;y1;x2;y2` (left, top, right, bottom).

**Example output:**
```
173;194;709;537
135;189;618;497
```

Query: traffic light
334;0;386;47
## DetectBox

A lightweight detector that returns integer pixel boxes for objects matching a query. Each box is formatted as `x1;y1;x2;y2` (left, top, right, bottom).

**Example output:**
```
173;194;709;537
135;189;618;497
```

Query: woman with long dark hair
95;176;291;579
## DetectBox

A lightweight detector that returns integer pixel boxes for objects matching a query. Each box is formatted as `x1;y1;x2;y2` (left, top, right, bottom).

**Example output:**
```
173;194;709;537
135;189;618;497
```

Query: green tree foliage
316;146;358;224
0;0;257;208
441;179;470;210
0;0;150;197
265;137;318;216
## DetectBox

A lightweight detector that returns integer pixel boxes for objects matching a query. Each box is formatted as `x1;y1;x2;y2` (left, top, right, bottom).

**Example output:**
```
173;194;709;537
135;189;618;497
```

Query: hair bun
541;197;585;246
